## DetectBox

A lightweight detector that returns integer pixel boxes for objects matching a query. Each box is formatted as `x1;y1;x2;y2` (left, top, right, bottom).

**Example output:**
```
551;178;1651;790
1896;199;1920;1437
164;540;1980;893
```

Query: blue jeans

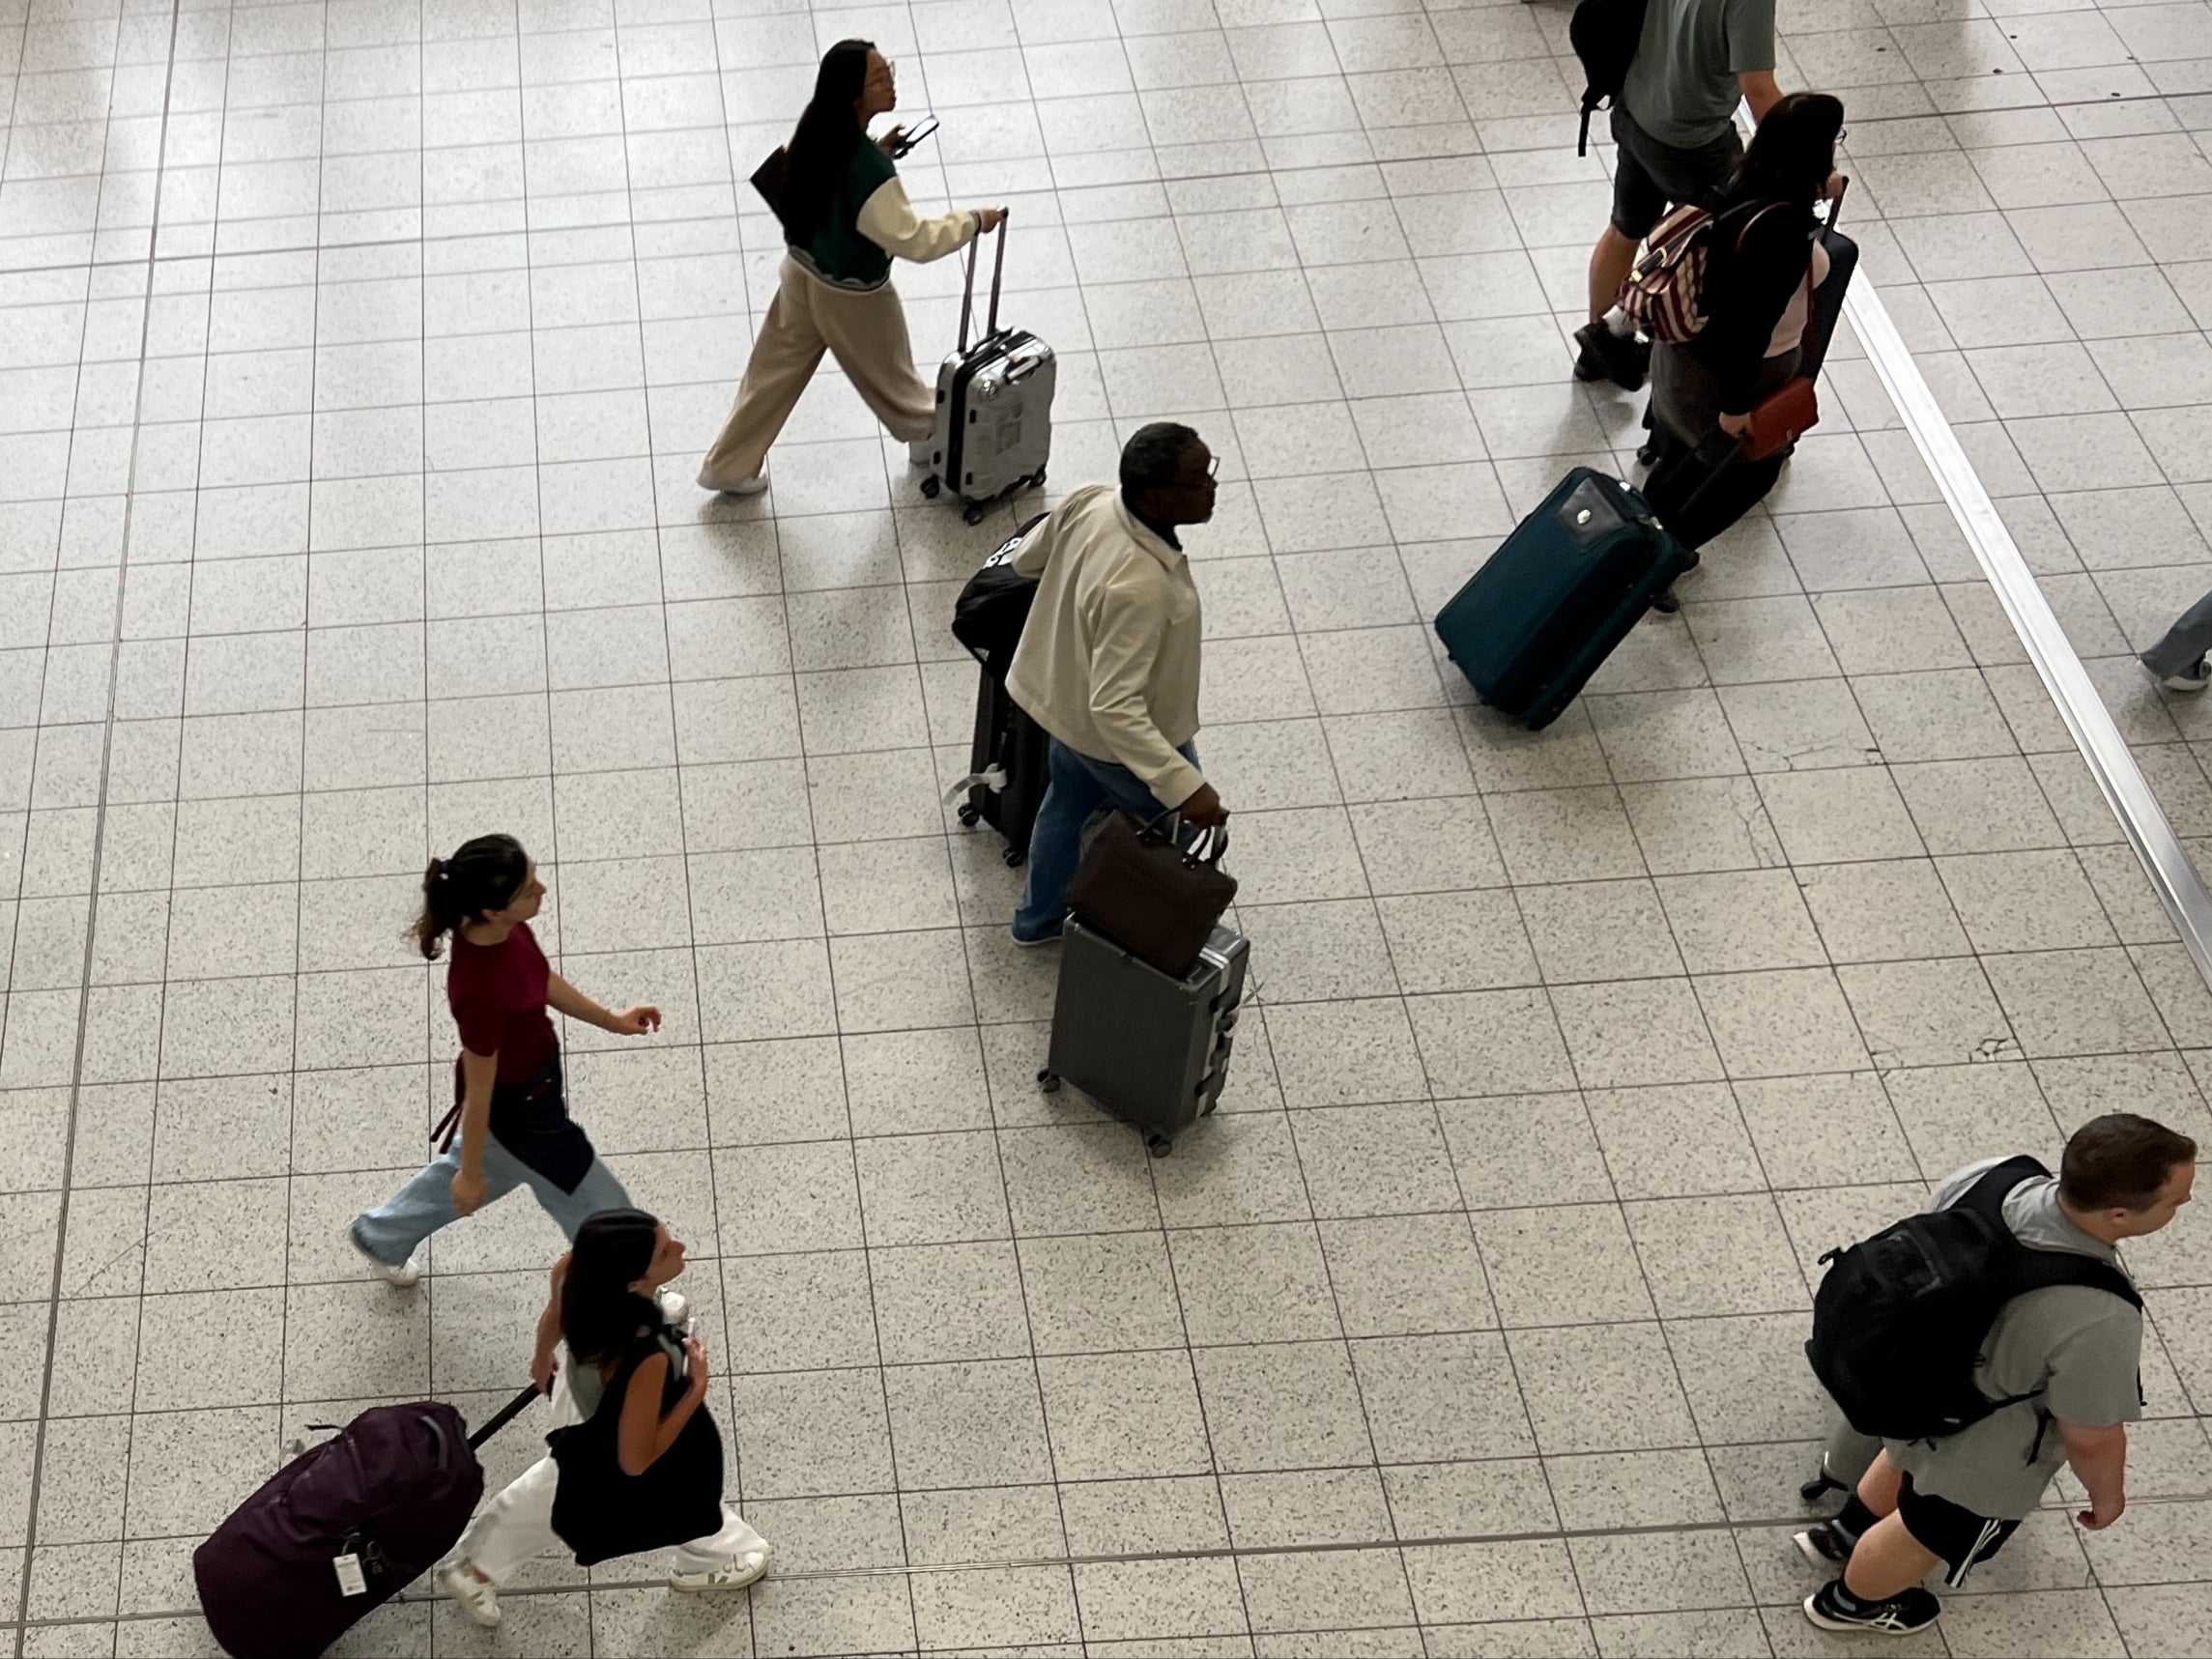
1013;736;1199;942
351;1130;633;1267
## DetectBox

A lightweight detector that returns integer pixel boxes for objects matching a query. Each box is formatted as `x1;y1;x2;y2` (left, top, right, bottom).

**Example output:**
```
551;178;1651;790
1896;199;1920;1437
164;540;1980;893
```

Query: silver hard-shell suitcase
919;218;1053;525
1039;917;1248;1156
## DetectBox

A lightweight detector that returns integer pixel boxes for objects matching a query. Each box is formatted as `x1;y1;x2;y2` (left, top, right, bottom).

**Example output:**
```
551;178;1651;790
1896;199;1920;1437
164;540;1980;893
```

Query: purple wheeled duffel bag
193;1387;538;1659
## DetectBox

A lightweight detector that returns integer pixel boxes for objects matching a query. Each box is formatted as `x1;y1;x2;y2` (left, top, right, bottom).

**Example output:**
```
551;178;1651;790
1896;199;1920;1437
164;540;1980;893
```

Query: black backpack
1806;1156;2141;1444
951;512;1049;684
1567;0;1653;157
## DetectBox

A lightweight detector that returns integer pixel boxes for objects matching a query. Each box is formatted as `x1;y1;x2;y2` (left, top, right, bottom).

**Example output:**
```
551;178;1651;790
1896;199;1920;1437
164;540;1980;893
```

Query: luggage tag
332;1553;369;1597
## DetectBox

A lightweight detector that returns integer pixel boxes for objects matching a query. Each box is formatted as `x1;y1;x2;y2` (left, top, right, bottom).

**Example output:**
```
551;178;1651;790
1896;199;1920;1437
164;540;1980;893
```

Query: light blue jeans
351;1131;632;1268
1012;736;1199;942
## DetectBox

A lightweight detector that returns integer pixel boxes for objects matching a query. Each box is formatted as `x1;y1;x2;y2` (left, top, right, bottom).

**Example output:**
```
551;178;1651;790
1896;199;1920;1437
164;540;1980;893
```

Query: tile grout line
9;0;187;1650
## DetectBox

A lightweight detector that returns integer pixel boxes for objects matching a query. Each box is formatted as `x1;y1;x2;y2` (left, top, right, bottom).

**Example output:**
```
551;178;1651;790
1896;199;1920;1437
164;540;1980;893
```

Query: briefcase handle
1135;809;1229;867
956;211;1010;355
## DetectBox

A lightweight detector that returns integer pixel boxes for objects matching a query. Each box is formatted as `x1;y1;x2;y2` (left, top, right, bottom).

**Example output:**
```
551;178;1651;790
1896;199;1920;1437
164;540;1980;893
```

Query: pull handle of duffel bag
468;1383;546;1451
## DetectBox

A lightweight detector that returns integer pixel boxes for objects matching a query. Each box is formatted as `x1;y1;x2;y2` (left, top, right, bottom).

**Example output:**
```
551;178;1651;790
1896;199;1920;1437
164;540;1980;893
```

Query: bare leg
1840;1453;1939;1600
1588;224;1640;323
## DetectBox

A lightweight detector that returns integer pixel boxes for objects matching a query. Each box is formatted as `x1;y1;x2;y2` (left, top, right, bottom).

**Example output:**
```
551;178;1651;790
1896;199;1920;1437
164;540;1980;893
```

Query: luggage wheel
956;803;980;827
1145;1133;1172;1158
963;502;988;526
1799;1472;1846;1503
1036;1069;1061;1094
919;474;940;499
1003;846;1025;868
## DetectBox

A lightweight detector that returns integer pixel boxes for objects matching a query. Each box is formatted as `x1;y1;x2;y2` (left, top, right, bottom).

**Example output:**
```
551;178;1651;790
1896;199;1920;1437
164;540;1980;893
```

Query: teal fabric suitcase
1434;468;1696;729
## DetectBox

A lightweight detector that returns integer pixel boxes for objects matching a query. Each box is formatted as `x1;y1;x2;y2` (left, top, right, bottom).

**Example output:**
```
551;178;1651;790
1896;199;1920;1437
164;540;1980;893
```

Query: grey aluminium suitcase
919;217;1054;525
1038;917;1248;1157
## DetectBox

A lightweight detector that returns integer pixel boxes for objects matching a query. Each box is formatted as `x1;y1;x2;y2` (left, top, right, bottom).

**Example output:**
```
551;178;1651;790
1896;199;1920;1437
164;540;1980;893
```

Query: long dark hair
780;39;876;237
1729;92;1844;207
409;832;529;959
561;1208;664;1368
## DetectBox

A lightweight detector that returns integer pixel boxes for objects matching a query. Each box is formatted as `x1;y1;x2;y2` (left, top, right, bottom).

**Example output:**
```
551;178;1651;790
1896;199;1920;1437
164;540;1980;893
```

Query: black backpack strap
2008;1244;2143;1311
1953;1154;2052;1225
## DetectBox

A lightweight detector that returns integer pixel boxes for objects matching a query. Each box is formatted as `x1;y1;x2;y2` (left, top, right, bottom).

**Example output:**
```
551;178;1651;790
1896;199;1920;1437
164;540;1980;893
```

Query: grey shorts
1610;103;1743;240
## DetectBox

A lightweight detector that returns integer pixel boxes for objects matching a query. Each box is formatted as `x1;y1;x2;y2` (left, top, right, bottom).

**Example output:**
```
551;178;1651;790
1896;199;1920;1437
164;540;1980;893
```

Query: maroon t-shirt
447;922;559;1083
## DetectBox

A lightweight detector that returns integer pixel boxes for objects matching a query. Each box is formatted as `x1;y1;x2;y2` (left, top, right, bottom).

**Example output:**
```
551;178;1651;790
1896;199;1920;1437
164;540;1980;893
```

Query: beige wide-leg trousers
699;254;936;483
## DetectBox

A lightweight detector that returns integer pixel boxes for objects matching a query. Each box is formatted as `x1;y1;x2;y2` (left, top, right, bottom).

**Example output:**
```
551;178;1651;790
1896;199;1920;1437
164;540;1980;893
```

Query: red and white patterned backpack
1620;202;1783;345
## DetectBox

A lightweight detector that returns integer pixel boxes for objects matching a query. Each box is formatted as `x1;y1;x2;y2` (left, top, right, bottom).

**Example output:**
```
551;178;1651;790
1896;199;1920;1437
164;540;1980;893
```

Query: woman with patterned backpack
1627;92;1846;554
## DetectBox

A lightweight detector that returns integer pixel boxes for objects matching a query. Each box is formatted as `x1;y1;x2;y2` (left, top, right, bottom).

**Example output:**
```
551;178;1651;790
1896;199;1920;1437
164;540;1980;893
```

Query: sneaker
1795;1521;1854;1569
347;1225;421;1289
2157;654;2212;692
670;1548;770;1593
437;1561;501;1628
698;466;769;496
1572;321;1651;391
1802;1579;1940;1637
1010;925;1062;948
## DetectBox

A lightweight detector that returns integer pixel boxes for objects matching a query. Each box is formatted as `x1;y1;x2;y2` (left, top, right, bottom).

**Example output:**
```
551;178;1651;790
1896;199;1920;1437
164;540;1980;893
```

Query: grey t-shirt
1886;1158;2143;1519
1621;0;1778;150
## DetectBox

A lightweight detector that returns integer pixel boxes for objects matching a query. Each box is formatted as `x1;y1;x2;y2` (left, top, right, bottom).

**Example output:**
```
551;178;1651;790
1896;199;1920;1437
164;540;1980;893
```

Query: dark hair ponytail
410;832;530;959
561;1208;664;1367
780;39;876;238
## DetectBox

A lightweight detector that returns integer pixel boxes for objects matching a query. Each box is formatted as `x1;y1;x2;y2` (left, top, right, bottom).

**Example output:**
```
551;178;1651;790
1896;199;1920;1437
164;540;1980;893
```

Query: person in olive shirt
697;40;1006;496
1576;0;1782;390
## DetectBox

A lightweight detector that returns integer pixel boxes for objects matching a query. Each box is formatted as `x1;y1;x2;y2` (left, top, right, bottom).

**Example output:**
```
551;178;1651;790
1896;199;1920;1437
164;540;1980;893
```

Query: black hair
560;1208;665;1368
780;39;876;238
2061;1113;2198;1213
1730;92;1845;206
1118;421;1203;497
410;832;529;960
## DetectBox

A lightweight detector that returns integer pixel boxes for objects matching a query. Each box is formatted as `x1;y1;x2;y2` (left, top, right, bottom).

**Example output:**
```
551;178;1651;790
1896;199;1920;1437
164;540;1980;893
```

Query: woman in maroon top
349;833;661;1286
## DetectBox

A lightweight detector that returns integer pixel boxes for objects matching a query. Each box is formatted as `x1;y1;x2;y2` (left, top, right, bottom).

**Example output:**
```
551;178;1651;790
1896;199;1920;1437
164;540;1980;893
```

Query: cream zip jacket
855;177;981;265
1005;485;1206;812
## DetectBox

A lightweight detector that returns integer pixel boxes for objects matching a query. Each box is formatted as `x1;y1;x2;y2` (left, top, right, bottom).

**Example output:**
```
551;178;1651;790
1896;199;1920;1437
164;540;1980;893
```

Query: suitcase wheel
1003;846;1024;868
1145;1133;1172;1158
957;803;980;827
919;474;940;499
963;502;987;526
1036;1069;1061;1094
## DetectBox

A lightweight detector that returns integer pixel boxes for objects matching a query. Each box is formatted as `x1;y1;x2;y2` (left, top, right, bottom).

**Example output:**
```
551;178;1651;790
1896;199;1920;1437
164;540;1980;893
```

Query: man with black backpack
1798;1113;2196;1636
1572;0;1783;389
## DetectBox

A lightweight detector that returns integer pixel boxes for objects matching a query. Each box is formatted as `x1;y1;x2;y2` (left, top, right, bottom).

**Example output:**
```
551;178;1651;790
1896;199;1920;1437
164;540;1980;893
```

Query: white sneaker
698;466;768;496
437;1561;501;1627
2159;655;2212;692
669;1548;769;1593
347;1226;421;1289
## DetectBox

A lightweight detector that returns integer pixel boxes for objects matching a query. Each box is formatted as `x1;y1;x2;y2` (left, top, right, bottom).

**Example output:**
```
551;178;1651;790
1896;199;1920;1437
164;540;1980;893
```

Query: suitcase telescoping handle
956;211;1009;356
467;1383;547;1452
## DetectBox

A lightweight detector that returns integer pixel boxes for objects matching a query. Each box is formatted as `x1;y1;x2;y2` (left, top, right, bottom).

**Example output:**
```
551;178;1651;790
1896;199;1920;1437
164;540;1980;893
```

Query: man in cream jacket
1005;422;1228;946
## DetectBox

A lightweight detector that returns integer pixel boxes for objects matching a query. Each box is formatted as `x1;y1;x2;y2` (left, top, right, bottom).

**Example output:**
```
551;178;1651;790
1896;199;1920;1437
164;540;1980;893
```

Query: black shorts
1895;1473;2023;1588
1610;103;1743;240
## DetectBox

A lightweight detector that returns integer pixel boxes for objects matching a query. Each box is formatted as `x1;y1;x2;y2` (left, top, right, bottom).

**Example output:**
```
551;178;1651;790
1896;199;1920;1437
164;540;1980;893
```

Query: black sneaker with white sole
1802;1579;1940;1636
1794;1520;1854;1568
1571;322;1652;391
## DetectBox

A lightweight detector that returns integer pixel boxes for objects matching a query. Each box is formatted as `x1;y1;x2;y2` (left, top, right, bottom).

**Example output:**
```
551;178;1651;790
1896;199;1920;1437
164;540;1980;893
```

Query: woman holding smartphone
696;38;1006;496
348;833;657;1285
438;1209;769;1626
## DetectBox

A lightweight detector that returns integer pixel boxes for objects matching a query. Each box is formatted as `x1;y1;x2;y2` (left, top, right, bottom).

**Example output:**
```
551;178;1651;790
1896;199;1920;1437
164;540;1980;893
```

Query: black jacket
1691;193;1817;415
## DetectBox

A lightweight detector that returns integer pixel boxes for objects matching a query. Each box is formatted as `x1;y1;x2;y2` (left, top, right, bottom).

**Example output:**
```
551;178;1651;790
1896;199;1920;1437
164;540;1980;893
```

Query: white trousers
455;1355;766;1585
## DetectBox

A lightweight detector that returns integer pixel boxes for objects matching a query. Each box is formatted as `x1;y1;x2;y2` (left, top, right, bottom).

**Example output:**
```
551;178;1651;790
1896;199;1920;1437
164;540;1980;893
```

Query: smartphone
890;115;939;158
